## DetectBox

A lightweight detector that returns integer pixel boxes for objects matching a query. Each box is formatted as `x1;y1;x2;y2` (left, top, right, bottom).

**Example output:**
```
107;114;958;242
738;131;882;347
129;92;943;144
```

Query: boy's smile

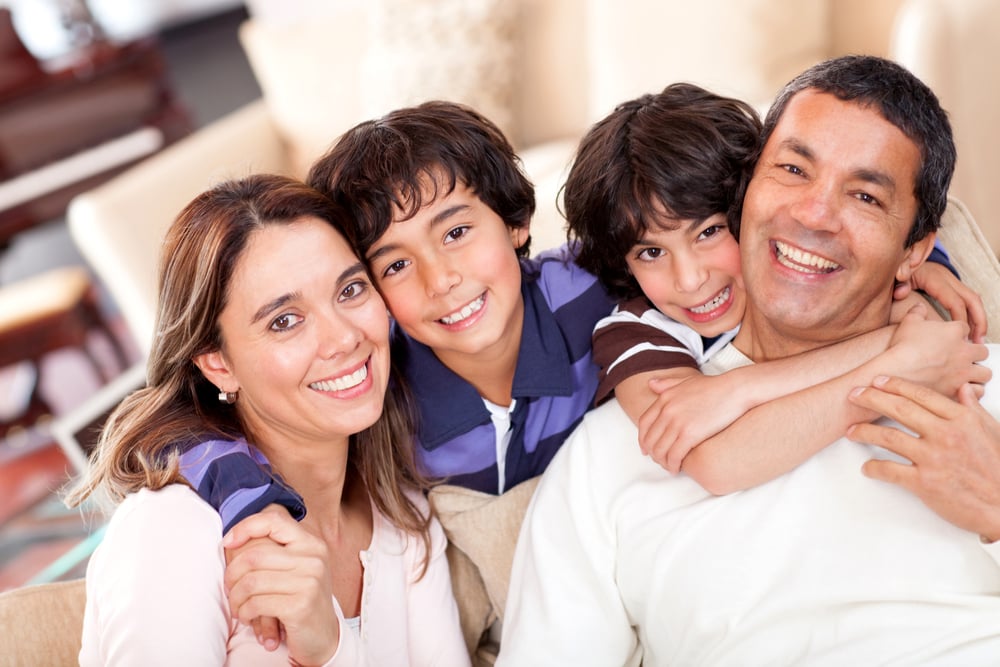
366;177;528;380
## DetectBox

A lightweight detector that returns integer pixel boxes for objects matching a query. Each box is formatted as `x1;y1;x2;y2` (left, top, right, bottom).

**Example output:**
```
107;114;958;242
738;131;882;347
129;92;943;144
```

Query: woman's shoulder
105;483;223;541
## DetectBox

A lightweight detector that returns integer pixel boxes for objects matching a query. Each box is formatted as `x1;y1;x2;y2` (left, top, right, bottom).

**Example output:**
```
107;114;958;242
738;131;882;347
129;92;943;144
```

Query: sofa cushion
583;0;830;119
428;477;541;658
238;4;369;176
360;0;519;145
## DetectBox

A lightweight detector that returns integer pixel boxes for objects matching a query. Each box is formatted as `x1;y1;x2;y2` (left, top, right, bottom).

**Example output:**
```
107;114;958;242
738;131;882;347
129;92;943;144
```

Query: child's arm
680;307;989;494
895;259;987;342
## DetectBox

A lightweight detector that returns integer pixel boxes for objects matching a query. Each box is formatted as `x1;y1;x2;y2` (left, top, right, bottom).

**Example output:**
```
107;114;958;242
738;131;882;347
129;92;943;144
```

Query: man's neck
731;306;887;363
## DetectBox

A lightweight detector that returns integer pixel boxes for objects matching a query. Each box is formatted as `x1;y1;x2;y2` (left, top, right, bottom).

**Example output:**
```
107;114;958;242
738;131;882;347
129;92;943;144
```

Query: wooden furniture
0;266;128;436
0;8;191;251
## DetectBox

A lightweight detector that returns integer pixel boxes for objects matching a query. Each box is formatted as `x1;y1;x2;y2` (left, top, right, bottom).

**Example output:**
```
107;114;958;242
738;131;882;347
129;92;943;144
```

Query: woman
68;174;469;665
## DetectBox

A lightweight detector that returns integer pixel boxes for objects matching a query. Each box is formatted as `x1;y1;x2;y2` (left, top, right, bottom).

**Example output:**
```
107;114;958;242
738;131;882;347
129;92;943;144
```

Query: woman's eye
340;280;368;301
270;313;302;332
781;164;804;176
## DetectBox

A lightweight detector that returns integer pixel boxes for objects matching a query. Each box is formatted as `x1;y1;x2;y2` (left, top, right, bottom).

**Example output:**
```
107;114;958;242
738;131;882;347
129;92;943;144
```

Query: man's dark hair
564;82;761;300
735;55;955;247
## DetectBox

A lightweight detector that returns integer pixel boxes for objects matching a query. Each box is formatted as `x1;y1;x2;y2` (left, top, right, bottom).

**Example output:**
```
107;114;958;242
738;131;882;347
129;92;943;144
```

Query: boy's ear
895;232;936;283
510;224;529;251
192;350;238;394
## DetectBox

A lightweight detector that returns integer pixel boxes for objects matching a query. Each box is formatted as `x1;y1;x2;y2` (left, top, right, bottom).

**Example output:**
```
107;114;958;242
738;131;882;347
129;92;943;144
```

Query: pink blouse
80;484;470;666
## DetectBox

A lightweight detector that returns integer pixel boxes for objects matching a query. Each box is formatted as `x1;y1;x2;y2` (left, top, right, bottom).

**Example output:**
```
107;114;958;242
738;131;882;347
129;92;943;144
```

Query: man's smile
774;240;840;274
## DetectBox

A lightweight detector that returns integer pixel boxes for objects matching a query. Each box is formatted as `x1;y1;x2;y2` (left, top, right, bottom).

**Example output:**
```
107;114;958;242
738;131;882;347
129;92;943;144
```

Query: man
497;56;1000;666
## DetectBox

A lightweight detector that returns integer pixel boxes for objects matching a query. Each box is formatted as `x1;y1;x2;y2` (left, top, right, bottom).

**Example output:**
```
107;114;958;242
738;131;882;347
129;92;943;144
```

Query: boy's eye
382;259;409;278
698;224;726;241
636;247;663;261
270;313;303;332
340;280;368;301
444;225;470;243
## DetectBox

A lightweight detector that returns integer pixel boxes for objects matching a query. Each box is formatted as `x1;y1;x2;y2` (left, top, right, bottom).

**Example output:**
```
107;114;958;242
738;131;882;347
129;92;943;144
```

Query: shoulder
523;243;613;309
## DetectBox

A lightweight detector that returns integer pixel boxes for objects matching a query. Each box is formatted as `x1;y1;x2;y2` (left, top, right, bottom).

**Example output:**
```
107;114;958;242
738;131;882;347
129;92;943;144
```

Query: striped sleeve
592;297;699;405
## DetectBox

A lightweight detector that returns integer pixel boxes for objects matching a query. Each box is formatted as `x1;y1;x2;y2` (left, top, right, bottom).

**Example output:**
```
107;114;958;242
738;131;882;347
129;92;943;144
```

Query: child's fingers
252;616;282;651
223;504;298;549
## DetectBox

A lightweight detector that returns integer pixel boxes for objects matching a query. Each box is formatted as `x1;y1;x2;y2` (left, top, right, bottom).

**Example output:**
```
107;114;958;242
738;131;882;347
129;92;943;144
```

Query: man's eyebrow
852;168;896;192
366;205;470;265
780;138;815;161
779;138;896;191
250;261;366;324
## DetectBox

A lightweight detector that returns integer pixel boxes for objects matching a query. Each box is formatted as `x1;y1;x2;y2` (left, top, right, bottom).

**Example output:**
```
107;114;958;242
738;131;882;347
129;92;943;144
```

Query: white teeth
440;294;485;324
775;241;840;273
690;287;731;314
310;364;368;392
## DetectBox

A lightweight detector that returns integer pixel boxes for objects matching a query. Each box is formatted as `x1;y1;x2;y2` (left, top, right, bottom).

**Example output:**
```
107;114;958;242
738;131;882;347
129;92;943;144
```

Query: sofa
12;0;996;664
66;0;1000;356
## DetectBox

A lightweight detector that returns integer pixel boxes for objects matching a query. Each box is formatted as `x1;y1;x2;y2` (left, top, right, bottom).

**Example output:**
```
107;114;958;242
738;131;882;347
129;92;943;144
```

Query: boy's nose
422;260;461;296
673;254;708;293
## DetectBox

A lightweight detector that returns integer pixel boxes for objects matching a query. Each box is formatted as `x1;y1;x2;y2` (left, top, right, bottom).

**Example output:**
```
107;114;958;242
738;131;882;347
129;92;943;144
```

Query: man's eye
856;192;881;207
782;164;804;176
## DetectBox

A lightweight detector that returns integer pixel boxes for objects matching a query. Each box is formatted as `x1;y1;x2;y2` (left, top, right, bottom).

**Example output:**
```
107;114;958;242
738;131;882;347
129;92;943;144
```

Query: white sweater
498;345;1000;666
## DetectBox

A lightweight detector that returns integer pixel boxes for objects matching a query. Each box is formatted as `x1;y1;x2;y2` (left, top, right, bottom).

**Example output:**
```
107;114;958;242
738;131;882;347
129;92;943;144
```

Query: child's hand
223;504;336;661
640;372;746;473
883;303;990;398
893;261;987;342
224;529;283;651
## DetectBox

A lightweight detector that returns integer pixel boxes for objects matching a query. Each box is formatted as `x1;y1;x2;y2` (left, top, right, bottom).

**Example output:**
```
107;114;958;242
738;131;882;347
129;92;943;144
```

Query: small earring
218;391;238;405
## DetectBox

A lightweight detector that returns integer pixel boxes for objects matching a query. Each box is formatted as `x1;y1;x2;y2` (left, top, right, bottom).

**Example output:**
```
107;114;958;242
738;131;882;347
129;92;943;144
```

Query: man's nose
789;180;842;234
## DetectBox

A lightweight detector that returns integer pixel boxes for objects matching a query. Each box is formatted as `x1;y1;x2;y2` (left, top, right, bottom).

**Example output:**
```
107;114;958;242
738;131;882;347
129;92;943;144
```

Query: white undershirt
483;397;516;494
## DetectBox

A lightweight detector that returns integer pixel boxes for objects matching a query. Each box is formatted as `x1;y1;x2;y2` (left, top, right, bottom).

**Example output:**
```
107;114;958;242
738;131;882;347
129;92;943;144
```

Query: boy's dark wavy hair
308;100;536;259
564;82;761;301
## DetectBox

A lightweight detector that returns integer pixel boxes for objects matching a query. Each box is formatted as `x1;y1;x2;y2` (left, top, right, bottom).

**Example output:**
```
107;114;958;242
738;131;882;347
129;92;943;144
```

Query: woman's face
196;216;391;452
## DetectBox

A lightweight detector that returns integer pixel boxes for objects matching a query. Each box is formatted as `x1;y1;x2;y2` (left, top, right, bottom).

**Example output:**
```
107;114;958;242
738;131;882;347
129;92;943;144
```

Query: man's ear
510;224;529;251
192;350;237;394
895;231;936;283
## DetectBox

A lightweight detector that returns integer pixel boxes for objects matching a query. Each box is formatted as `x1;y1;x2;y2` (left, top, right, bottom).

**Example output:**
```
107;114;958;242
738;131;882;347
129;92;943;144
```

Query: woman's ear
192;350;237;394
895;232;936;283
510;224;530;251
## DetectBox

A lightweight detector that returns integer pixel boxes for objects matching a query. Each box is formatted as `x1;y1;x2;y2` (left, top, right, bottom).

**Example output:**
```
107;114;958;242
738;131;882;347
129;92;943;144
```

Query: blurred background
1;0;998;592
0;0;259;590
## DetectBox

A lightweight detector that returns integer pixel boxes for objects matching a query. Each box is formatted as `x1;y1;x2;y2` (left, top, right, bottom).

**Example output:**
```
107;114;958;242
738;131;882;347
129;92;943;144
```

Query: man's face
737;90;933;357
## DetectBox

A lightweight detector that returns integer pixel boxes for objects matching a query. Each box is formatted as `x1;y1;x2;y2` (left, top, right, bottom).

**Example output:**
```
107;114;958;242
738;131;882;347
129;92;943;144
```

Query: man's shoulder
541;399;648;485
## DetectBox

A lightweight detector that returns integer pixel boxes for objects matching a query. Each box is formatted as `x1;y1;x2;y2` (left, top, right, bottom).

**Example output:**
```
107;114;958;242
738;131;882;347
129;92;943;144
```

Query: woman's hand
224;506;339;665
